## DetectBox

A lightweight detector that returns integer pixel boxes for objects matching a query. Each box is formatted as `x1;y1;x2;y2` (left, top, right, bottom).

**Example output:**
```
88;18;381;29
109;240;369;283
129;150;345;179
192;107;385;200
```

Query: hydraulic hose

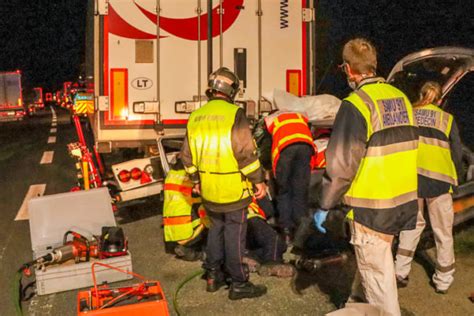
172;269;205;316
13;268;25;316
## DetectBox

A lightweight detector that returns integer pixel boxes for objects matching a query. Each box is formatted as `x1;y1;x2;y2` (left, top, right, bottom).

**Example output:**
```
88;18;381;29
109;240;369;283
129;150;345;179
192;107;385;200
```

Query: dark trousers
247;217;287;263
275;143;312;230
204;208;248;283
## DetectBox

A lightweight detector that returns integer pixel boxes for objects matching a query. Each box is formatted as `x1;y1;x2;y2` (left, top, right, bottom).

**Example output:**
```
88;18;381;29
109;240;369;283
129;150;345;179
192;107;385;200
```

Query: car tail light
118;170;131;182
130;168;142;180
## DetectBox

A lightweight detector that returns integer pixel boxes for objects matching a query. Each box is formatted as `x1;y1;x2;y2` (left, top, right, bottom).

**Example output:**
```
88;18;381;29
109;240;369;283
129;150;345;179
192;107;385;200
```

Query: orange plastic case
77;263;169;315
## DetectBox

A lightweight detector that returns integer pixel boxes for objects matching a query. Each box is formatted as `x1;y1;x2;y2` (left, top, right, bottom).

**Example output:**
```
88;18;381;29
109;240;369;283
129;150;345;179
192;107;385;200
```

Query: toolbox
28;188;133;295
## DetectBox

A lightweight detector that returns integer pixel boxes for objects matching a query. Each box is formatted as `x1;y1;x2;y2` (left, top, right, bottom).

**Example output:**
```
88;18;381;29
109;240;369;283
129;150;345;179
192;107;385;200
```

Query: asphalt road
0;107;473;316
0;107;78;315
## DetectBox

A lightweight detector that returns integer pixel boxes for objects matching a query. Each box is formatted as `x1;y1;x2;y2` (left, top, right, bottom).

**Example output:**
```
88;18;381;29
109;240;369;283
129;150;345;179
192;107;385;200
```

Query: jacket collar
357;77;386;90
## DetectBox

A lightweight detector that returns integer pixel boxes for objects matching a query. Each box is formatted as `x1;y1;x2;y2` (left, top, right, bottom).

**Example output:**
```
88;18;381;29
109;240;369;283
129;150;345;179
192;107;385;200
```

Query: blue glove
314;209;329;234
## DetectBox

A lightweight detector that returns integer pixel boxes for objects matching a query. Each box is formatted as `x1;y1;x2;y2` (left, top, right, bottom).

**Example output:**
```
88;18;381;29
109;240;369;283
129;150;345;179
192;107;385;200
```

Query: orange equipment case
77;262;169;315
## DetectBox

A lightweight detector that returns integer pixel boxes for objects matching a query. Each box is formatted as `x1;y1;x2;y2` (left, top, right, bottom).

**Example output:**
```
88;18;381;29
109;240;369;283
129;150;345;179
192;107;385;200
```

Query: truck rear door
93;0;315;151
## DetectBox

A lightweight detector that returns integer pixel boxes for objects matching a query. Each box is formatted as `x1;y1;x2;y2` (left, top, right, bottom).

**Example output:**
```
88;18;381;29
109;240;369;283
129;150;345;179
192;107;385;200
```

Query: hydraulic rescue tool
295;253;349;273
77;262;169;315
22;227;127;270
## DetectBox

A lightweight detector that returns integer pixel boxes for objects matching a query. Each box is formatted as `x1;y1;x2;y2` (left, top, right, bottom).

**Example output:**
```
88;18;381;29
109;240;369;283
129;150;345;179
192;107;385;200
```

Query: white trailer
0;71;25;121
88;0;317;201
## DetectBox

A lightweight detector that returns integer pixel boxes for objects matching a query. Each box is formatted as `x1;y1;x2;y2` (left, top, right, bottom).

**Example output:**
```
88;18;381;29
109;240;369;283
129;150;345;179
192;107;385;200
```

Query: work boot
206;269;226;293
258;263;296;278
174;245;204;262
228;281;267;300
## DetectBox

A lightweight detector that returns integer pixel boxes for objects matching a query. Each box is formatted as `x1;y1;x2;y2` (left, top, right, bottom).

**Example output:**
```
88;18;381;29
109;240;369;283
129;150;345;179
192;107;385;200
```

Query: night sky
0;0;87;95
0;0;472;100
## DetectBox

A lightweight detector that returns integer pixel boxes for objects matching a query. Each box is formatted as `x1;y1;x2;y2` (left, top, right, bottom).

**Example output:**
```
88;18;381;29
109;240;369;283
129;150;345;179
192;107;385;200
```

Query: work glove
313;208;328;234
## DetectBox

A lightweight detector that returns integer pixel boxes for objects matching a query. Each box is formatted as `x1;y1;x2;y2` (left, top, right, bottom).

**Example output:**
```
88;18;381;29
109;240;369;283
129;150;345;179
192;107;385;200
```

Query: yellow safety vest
185;99;259;204
344;83;418;218
163;169;206;243
414;104;457;186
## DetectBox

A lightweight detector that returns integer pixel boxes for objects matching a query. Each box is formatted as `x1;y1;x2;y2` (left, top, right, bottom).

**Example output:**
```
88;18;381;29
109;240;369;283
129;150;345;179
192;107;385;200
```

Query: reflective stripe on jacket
247;199;266;220
414;104;457;186
186;99;255;204
163;169;206;242
343;82;419;233
265;112;315;173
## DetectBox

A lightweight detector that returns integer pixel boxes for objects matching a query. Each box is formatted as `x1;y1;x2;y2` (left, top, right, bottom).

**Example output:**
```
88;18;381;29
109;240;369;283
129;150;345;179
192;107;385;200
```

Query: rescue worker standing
395;81;463;294
264;110;314;243
314;38;419;316
181;67;267;300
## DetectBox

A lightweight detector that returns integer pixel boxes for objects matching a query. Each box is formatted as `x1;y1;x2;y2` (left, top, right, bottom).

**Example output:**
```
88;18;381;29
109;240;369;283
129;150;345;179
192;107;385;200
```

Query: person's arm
319;101;368;210
231;108;265;185
449;119;464;184
180;132;200;184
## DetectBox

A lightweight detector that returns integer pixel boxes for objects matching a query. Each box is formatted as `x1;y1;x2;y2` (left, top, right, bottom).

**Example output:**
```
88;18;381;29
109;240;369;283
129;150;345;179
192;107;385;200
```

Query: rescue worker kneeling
163;159;209;262
163;160;294;277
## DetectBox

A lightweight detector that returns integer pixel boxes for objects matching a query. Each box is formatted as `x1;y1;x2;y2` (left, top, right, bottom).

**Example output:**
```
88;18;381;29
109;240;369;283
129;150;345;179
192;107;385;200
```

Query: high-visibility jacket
344;82;419;234
247;199;266;221
265;112;315;173
414;104;457;187
163;169;207;243
185;100;258;204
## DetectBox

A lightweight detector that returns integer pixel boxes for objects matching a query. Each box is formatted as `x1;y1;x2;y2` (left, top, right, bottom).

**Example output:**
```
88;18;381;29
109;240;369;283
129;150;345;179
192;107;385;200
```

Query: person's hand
313;209;328;234
253;182;267;199
192;183;201;195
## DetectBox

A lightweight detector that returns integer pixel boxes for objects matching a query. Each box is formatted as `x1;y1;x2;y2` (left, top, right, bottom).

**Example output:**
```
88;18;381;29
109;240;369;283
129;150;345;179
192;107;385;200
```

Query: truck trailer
86;0;317;202
0;70;25;122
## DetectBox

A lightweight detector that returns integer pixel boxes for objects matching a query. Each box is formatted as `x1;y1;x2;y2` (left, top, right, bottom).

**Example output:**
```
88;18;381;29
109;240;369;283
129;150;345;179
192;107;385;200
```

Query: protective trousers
247;217;287;263
204;208;248;283
395;194;455;291
349;221;400;316
275;143;312;230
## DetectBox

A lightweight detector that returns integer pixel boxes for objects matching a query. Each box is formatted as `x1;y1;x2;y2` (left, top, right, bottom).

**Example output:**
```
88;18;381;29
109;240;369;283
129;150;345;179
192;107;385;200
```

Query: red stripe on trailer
103;118;155;126
108;4;166;40
104;16;109;97
301;0;307;96
162;119;188;125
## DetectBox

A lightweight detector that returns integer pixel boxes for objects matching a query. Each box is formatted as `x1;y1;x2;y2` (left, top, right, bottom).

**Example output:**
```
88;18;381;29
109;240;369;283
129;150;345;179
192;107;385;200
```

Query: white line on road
50;128;57;133
47;136;56;144
51;122;57;127
15;184;47;221
40;151;54;164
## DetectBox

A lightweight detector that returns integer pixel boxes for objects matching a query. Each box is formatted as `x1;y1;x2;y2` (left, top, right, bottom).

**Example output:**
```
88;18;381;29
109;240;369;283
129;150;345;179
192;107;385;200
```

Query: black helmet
205;67;240;101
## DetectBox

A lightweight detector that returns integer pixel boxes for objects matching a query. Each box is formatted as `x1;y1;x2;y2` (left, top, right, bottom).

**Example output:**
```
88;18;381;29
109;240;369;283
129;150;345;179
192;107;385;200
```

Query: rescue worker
181;67;268;300
162;159;208;262
163;160;289;273
395;81;463;294
314;38;419;316
246;199;294;278
264;110;315;244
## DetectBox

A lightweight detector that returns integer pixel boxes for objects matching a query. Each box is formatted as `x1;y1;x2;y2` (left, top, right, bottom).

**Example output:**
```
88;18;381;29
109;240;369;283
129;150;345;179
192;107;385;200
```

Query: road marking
15;184;47;221
50;128;57;133
47;136;56;144
40;151;54;164
51;122;57;127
